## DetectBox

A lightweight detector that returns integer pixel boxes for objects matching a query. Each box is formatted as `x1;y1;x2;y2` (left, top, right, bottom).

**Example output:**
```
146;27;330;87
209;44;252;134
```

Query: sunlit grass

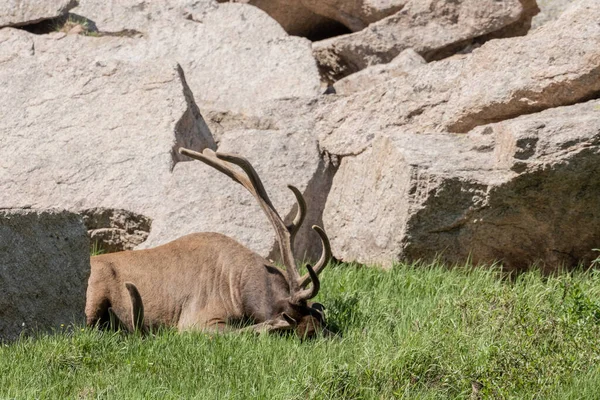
2;262;600;399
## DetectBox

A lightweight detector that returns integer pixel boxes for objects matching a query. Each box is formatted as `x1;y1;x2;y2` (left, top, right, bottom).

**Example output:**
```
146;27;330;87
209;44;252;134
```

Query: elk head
179;147;332;338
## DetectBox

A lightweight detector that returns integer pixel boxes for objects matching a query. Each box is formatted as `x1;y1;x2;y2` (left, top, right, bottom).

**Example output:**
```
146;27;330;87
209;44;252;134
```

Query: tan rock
313;0;538;82
218;0;336;39
71;2;321;110
531;0;575;28
0;29;214;226
334;48;426;94
221;0;406;37
318;0;600;154
0;0;76;27
323;100;600;271
72;0;216;33
443;0;600;133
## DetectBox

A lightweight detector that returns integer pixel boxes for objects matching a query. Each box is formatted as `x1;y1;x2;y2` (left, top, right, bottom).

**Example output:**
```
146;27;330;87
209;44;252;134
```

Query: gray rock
334;48;426;95
443;0;600;133
531;0;576;29
0;29;214;227
70;2;321;110
323;99;600;271
318;0;600;153
313;0;538;82
0;0;76;27
0;209;89;341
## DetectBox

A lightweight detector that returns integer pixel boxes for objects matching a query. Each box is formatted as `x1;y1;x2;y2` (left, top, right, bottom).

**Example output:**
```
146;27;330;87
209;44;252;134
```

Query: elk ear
281;312;297;327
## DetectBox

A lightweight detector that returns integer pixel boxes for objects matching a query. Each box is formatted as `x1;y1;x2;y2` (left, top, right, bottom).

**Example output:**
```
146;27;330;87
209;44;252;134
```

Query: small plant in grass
590;248;600;269
90;241;105;256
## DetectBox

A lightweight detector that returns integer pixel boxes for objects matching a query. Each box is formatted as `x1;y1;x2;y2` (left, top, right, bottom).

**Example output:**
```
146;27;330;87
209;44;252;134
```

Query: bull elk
85;147;332;338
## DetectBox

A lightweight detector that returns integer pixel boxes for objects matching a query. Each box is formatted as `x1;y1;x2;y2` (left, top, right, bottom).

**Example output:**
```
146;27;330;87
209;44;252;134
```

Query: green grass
2;262;600;399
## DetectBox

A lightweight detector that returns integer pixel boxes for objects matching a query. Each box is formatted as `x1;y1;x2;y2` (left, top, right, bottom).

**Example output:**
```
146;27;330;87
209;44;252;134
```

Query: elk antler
298;225;331;289
179;147;328;301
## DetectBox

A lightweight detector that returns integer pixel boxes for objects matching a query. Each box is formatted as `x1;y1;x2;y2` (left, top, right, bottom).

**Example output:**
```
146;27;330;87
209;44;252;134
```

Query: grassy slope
1;263;600;399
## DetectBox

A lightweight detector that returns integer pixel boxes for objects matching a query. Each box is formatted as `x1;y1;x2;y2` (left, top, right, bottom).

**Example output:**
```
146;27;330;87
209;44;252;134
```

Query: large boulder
313;0;538;82
0;0;76;28
318;0;600;152
0;29;214;216
322;99;600;271
70;2;321;110
71;0;216;33
0;209;89;341
442;0;600;133
318;55;467;156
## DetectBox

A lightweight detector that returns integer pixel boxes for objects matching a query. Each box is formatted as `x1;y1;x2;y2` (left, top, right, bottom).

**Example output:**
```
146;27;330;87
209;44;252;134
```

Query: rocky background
1;0;597;337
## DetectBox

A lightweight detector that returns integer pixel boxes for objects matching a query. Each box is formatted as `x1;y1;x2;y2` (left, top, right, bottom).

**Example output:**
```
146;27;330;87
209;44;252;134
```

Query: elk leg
235;318;294;334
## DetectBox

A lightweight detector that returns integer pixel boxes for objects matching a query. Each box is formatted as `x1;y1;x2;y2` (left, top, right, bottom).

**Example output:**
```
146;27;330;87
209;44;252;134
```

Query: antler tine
292;263;320;302
286;185;306;240
214;152;302;288
214;152;277;210
178;148;253;192
298;225;331;289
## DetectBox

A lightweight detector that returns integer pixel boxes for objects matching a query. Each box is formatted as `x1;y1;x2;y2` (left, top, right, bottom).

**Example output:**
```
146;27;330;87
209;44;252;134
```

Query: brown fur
86;148;331;337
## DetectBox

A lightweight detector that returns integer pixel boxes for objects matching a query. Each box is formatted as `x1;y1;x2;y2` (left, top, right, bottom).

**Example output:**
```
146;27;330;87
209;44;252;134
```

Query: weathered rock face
333;48;426;95
318;0;600;153
313;0;538;82
70;2;321;110
71;0;216;33
532;0;575;28
153;4;321;110
318;56;467;156
443;0;600;133
0;0;76;28
82;208;152;253
322;100;600;270
0;29;214;216
0;209;89;341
